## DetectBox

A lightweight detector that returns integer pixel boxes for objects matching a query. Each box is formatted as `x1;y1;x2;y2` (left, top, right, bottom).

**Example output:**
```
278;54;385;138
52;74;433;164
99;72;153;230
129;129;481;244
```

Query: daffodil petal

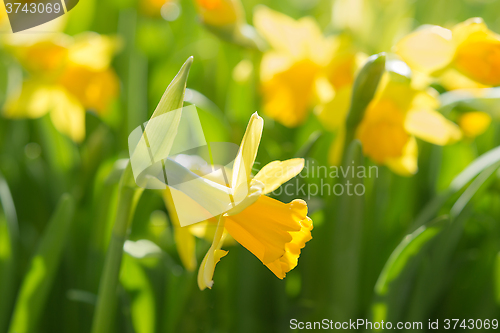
68;32;120;71
49;89;86;142
315;86;352;131
385;136;418;176
260;57;321;127
253;159;304;194
253;5;330;62
197;216;227;290
231;112;263;201
394;25;454;73
452;17;490;46
356;98;409;164
438;69;489;90
4;81;54;119
6;38;69;73
59;65;119;114
405;108;462;145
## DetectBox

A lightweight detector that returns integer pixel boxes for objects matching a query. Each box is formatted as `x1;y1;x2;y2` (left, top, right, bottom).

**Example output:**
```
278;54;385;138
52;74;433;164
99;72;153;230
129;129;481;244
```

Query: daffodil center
225;179;264;216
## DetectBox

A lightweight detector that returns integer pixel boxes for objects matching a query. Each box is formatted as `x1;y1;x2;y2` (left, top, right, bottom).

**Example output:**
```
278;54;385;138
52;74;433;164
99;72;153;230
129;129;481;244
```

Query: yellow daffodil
3;33;119;142
254;6;363;128
355;73;462;176
254;6;333;127
196;113;313;289
395;18;500;87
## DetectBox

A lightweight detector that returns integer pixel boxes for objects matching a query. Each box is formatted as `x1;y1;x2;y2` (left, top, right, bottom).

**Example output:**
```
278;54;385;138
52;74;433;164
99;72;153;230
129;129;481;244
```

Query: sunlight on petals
254;158;304;194
395;25;454;74
49;89;86;142
405;109;462;146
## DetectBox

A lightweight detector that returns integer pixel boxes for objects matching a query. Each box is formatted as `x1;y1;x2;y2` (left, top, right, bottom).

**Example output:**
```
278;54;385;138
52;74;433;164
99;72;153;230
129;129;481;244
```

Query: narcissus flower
355;72;462;176
254;6;363;127
196;113;313;289
395;18;500;87
3;33;120;142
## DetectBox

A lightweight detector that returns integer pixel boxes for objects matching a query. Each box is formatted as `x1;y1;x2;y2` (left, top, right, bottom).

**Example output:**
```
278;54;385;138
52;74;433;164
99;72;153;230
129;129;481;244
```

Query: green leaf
150;56;193;120
329;140;365;320
120;254;156;333
495;252;500;305
91;57;193;333
439;87;500;118
372;217;447;323
406;163;499;322
8;194;75;333
411;146;500;230
375;217;447;297
0;172;18;333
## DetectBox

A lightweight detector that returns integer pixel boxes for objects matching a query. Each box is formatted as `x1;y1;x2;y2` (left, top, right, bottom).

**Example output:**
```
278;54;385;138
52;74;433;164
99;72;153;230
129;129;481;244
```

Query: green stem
341;53;386;162
90;163;143;333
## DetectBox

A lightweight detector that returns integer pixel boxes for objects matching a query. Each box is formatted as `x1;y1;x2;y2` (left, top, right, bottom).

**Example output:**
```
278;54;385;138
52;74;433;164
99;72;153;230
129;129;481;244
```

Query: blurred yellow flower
254;6;363;128
356;74;462;176
3;33;120;142
395;18;500;87
316;37;366;132
0;3;10;32
197;113;313;290
458;111;492;138
140;0;170;17
195;0;243;27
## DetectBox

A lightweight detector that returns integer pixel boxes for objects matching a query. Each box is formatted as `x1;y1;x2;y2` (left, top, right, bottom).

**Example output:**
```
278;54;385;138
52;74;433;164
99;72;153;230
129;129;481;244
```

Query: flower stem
90;163;143;333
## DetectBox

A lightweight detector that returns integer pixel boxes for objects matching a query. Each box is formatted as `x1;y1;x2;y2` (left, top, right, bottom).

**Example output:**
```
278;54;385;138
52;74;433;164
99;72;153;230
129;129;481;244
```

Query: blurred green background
0;0;500;332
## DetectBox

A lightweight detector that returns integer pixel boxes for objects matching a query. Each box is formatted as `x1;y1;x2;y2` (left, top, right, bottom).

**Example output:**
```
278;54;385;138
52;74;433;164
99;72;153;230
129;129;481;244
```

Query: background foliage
0;0;500;332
